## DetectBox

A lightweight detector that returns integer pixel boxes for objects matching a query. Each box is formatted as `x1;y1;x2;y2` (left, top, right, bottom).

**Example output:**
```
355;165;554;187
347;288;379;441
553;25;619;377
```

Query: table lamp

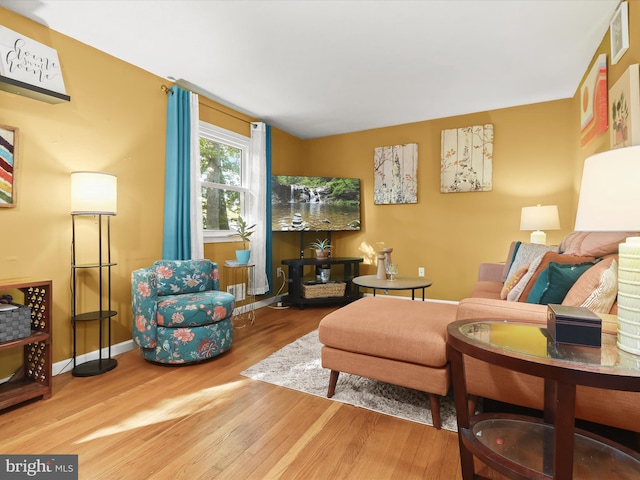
520;204;560;244
574;145;640;354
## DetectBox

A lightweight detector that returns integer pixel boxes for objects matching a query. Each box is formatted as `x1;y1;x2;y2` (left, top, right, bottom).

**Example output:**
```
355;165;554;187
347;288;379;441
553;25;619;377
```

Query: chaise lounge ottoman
318;296;458;429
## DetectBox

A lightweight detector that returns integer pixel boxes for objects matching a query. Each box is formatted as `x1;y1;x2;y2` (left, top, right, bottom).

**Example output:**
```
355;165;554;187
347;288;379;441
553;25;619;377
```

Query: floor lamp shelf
71;214;118;377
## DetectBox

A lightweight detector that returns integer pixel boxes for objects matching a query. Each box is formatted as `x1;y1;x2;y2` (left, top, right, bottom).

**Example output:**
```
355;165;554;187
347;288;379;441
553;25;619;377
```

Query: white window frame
199;121;250;243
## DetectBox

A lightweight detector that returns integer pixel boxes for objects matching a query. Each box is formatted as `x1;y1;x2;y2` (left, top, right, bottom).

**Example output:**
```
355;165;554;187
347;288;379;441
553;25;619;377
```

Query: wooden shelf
0;279;53;410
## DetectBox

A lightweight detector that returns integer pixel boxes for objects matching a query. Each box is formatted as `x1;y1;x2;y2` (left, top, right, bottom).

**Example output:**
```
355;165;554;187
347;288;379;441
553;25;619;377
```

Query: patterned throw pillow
500;264;529;300
563;258;618;314
504;243;557;283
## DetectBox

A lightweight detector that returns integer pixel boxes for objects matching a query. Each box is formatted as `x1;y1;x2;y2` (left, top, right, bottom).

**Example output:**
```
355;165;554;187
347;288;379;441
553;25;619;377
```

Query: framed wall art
580;53;608;147
0;125;18;207
374;143;418;205
441;124;493;193
609;63;640;149
610;1;629;65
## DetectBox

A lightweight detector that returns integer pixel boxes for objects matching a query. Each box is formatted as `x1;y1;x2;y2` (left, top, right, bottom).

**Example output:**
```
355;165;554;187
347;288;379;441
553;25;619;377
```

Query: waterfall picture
271;176;361;231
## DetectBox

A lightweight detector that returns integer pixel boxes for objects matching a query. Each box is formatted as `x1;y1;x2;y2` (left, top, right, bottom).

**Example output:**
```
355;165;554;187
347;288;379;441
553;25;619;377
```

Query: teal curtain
163;86;192;259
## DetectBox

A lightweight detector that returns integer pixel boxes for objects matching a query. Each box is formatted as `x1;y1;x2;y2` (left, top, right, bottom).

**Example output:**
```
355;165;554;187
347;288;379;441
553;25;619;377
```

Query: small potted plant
229;215;256;264
309;238;332;261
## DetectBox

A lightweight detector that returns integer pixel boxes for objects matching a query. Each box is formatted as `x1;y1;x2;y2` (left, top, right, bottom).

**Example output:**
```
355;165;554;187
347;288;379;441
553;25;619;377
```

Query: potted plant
309;238;332;261
229;216;256;264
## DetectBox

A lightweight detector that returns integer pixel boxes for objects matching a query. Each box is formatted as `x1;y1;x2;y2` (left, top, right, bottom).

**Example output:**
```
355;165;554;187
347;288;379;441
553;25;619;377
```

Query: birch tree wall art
441;124;493;193
374;143;418;205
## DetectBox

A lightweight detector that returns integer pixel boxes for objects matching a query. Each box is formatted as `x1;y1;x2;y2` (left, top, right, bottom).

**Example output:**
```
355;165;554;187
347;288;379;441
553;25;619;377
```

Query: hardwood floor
0;305;475;479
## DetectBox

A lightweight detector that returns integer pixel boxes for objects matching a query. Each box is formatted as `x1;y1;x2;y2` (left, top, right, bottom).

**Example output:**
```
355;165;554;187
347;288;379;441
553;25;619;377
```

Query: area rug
240;330;460;432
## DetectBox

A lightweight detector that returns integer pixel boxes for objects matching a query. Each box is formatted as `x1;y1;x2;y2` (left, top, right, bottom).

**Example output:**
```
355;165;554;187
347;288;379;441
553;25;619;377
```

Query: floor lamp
71;171;118;376
574;146;640;355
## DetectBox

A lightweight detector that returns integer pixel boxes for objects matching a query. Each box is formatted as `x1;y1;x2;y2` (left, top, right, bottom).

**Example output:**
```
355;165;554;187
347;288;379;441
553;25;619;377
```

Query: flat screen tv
271;176;361;232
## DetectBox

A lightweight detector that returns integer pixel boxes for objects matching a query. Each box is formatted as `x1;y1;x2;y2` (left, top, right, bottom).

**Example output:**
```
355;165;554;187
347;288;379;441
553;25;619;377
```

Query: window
199;121;250;242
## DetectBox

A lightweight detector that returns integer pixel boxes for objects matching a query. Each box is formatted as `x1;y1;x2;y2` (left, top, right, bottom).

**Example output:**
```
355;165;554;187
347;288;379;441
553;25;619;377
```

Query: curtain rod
161;84;255;126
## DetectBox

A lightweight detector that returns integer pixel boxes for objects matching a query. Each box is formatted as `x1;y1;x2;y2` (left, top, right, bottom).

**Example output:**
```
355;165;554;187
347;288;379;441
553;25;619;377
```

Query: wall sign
0;25;69;102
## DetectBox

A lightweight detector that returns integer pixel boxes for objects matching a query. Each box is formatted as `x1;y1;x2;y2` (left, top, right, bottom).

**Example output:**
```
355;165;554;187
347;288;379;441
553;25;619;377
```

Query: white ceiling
1;0;620;139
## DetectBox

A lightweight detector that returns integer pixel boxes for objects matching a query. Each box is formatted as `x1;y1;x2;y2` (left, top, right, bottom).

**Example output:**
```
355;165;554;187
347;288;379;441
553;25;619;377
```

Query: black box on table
547;304;602;347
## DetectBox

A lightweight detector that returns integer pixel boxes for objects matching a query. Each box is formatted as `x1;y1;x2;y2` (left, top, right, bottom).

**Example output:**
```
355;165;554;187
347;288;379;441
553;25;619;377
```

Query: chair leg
328;370;340;398
430;394;442;429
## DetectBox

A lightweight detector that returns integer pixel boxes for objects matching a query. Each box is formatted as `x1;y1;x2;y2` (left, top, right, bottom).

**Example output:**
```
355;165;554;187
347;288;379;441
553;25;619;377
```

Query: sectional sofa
456;231;640;433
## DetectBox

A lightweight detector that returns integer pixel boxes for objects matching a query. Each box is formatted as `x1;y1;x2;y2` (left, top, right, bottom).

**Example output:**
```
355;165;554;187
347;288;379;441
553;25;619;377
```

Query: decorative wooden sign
0;25;70;103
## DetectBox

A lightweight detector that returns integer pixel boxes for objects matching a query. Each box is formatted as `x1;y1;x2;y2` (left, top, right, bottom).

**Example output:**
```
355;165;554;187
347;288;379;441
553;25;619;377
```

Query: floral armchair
131;259;235;364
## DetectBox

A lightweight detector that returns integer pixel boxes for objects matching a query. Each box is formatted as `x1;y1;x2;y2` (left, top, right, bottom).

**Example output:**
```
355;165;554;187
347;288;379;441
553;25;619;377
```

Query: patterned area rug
241;330;459;431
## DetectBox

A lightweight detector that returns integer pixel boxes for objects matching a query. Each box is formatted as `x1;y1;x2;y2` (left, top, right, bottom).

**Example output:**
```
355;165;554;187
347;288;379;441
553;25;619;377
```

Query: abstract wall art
580;53;608;147
0;125;18;207
374;143;418;205
441;124;493;193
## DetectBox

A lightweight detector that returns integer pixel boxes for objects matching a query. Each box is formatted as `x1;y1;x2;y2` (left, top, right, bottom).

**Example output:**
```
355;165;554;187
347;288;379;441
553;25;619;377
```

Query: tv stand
281;256;363;309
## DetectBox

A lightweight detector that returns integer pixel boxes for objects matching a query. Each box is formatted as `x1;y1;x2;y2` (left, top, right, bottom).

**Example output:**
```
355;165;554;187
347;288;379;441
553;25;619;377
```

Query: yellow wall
302;100;576;300
1;3;639;370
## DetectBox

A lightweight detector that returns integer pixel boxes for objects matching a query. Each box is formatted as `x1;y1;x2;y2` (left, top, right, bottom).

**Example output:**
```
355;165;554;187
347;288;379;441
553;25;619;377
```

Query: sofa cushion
153;259;215;295
563;257;618;313
157;290;234;327
500;264;529;300
560;231;638;257
525;261;596;305
518;252;597;303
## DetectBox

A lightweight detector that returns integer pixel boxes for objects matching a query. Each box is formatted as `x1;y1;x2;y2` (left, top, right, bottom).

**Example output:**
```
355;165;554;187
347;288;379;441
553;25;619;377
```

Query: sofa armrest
131;267;159;348
477;262;504;282
456;297;547;325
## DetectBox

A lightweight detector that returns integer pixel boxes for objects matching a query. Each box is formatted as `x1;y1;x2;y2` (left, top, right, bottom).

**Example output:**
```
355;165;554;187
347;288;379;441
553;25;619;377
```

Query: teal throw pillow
526;261;596;305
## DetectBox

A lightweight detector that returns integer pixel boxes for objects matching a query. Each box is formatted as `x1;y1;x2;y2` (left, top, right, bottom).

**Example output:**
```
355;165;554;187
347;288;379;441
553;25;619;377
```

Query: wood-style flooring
0;304;498;479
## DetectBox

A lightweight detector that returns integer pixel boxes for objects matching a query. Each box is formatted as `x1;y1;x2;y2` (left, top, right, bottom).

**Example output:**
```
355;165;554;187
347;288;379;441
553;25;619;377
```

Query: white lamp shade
520;205;560;231
71;171;117;215
575;146;640;231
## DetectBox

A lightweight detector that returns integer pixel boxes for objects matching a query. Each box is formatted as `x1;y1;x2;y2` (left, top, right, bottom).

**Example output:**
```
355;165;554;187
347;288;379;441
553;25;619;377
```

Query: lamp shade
575;146;640;231
71;171;117;215
520;205;561;231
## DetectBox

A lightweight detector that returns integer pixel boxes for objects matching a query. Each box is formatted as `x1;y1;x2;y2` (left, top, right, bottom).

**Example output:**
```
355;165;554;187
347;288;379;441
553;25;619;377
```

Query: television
271;176;361;232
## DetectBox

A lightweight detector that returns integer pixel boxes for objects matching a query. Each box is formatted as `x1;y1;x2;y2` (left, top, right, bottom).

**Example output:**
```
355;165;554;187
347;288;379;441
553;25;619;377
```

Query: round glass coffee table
447;319;640;479
352;275;432;300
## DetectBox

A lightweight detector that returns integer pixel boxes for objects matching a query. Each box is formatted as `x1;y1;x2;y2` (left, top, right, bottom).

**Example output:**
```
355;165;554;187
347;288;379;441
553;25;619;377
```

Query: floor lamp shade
574;146;640;355
520;205;560;244
71;171;117;215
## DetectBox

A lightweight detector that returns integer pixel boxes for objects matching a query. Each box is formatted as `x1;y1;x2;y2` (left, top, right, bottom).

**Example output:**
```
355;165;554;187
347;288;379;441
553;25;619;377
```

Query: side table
353;275;432;300
447;319;640;479
222;263;255;328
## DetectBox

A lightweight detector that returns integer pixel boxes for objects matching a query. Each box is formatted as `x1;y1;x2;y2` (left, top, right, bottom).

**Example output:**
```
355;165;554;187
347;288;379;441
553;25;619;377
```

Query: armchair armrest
456;297;547;325
131;267;159;348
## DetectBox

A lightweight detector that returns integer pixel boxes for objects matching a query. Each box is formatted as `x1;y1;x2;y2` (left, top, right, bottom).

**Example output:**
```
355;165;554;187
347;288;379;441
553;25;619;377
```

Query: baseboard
358;292;458;305
52;340;136;376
